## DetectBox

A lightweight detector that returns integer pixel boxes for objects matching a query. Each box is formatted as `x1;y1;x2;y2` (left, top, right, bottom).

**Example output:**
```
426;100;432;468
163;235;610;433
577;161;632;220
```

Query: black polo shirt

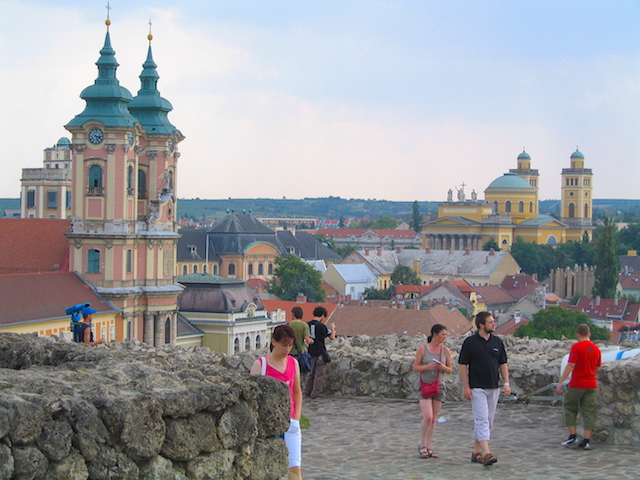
458;332;508;389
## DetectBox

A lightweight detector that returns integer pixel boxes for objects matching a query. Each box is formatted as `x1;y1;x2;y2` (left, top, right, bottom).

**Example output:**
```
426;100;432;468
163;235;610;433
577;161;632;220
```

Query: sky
1;1;639;202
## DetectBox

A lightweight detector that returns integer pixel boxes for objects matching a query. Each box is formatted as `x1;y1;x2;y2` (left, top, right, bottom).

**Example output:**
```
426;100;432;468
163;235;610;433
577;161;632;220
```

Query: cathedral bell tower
65;14;184;345
560;149;593;233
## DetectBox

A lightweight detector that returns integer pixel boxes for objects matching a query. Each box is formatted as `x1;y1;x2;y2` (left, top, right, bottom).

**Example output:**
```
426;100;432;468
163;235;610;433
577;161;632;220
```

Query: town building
323;263;378;301
316;227;421;250
421;150;594;251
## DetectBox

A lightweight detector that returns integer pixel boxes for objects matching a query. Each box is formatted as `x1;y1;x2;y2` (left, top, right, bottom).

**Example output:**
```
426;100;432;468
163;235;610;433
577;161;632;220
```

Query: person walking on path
556;323;602;450
458;312;510;466
250;325;304;480
413;324;452;459
304;306;336;399
78;307;105;346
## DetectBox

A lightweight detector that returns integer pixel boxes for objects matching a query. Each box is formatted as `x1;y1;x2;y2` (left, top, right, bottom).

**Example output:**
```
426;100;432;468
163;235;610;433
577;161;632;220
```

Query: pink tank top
261;355;297;418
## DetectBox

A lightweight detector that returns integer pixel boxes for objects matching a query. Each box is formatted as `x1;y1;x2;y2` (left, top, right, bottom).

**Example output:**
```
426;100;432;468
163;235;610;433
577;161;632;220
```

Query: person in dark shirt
303;306;336;399
77;307;104;346
458;312;510;466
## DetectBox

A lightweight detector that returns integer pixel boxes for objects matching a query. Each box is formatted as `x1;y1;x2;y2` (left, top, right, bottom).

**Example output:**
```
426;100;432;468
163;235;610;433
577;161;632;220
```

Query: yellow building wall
0;313;117;342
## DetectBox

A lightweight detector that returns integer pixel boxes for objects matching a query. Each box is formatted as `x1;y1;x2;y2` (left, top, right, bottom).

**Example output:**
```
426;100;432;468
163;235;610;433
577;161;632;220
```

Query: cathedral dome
56;137;71;147
517;151;530;160
570;149;584;159
486;173;534;190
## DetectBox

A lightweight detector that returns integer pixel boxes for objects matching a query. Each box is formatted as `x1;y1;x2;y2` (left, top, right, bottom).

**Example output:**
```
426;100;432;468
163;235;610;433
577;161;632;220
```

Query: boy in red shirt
556;324;602;450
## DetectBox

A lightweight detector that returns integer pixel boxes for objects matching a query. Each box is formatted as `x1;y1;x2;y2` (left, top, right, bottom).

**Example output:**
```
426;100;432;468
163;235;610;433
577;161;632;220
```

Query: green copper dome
486;173;534;190
66;31;138;128
128;44;177;135
570;149;584;159
517;150;530;160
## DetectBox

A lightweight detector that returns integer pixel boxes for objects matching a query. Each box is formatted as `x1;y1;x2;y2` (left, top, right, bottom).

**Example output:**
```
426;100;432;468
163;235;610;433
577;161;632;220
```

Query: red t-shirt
568;340;601;389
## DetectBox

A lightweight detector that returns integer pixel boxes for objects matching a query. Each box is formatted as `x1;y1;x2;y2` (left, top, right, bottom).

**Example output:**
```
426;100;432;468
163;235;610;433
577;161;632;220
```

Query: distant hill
2;197;639;221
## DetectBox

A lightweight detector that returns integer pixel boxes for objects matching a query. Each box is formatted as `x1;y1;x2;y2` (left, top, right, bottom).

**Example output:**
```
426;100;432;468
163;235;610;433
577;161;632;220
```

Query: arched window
518;201;524;213
182;265;187;275
228;263;236;276
164;318;171;344
248;264;254;276
127;166;134;194
546;235;558;245
258;263;264;275
493;201;499;214
193;265;198;274
529;201;533;213
568;203;575;218
138;169;147;198
213;265;218;275
87;249;100;273
126;249;132;273
234;338;240;354
89;165;103;188
584;203;589;218
245;336;251;351
505;201;511;213
203;265;208;274
268;263;273;275
255;335;261;349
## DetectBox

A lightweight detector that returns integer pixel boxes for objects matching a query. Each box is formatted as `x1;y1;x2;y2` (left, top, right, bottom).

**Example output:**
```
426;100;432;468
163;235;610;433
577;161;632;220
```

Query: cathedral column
154;312;166;346
171;310;178;346
144;311;155;345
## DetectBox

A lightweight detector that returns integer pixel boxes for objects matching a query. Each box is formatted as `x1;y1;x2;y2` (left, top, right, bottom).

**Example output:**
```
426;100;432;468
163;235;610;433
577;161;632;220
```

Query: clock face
88;128;104;145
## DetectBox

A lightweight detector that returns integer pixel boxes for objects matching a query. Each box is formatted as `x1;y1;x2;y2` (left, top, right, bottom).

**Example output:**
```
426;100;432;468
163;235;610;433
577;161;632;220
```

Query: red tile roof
619;273;640;290
0;272;115;326
500;274;537;300
261;300;339;323
572;298;629;320
0;219;70;274
330;304;472;337
495;317;530;335
474;285;516;304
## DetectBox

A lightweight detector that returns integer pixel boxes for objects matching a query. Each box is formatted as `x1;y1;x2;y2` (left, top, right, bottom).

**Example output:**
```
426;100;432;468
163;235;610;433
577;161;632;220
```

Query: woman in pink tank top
251;324;303;480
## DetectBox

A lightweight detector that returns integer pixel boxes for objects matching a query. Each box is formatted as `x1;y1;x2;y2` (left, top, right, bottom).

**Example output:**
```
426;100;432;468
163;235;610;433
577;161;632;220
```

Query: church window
47;191;57;208
584;203;589;218
165;318;171;344
245;336;251;351
203;265;208;274
89;165;103;188
213;265;218;275
546;235;558;245
568;203;575;218
505;201;511;213
258;263;264;275
126;249;132;273
228;263;236;276
127;166;134;195
518;201;524;213
268;263;273;275
66;191;72;210
493;201;498;214
138;169;147;199
234;338;240;354
193;265;198;274
182;265;187;275
87;249;100;273
27;190;35;208
529;201;533;213
255;335;261;349
248;264;254;276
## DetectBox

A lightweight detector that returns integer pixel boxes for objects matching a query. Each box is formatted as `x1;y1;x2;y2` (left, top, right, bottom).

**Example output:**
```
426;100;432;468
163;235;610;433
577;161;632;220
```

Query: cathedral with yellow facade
422;150;594;251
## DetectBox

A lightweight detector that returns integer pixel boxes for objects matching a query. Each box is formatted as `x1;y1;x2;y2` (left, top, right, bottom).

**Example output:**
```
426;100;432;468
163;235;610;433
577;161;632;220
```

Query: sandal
470;452;482;463
426;448;439;458
482;453;498;466
418;446;430;458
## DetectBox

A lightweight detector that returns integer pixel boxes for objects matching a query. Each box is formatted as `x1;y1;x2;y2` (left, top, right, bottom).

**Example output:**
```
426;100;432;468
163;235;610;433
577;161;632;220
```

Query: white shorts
284;418;302;468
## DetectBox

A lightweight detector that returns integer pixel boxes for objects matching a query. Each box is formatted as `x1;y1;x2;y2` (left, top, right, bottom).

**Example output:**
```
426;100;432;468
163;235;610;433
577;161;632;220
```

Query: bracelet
504;383;510;386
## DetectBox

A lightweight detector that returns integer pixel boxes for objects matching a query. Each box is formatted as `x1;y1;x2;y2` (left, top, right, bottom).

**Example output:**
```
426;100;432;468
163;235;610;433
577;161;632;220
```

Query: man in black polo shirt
459;311;510;466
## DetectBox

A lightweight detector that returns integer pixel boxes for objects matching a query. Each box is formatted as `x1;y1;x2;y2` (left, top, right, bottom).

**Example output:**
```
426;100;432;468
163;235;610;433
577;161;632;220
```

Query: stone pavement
300;397;640;480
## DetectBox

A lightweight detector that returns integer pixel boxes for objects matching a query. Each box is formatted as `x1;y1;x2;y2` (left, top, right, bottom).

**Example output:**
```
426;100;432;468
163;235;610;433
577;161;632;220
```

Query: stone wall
1;333;638;480
0;334;289;480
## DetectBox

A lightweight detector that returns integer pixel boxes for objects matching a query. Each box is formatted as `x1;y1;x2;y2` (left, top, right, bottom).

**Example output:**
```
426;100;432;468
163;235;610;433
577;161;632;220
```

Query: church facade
63;17;184;344
422;150;594;251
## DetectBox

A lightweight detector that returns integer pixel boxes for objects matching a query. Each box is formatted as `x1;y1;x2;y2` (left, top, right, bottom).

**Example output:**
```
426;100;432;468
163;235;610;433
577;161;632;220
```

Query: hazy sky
1;1;639;202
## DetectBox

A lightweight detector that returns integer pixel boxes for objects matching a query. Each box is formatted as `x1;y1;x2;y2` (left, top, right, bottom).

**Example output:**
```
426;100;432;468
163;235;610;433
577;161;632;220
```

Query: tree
482;237;499;251
390;264;421;286
267;255;325;302
368;216;399;229
592;215;620;299
411;201;422;234
362;286;394;300
514;306;609;341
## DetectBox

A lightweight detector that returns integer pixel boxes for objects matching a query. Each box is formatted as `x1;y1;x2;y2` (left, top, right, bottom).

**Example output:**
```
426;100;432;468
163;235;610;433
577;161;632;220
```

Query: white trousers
471;388;500;442
285;418;302;468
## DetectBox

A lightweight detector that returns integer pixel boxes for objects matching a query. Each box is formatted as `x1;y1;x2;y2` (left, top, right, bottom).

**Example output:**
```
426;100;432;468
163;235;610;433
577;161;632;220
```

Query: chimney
614;297;619;307
449;249;452;254
425;248;431;254
296;295;307;303
365;249;370;256
377;248;382;256
489;248;495;256
596;296;600;306
485;256;489;264
396;247;402;253
464;248;470;255
413;259;420;273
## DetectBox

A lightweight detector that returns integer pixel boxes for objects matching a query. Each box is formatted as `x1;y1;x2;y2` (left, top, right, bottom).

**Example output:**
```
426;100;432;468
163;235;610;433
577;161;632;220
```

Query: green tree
514;306;609;341
368;216;399;229
362;286;394;300
335;244;358;258
617;222;640;252
511;237;544;278
411;201;422;234
592;215;620;299
482;237;500;251
267;255;325;302
390;264;421;286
